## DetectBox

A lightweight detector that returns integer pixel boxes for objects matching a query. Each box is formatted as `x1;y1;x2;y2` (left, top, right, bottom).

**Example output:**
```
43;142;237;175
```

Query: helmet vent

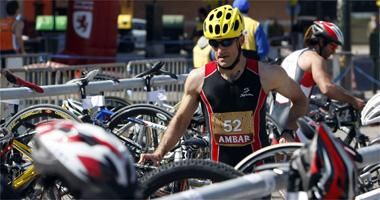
234;20;240;31
209;25;213;33
209;14;214;21
223;24;228;33
215;25;220;34
226;13;231;20
216;11;222;18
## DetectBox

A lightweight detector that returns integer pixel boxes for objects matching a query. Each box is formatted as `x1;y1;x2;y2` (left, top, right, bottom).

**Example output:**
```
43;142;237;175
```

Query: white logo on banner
73;11;92;39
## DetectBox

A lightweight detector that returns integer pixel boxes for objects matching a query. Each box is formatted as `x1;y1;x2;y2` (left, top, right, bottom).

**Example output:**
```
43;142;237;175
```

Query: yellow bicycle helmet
203;5;244;40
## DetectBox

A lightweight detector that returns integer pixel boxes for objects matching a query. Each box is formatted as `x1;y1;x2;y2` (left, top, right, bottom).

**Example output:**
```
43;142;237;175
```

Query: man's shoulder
186;68;204;93
258;62;282;76
189;67;205;79
299;50;322;61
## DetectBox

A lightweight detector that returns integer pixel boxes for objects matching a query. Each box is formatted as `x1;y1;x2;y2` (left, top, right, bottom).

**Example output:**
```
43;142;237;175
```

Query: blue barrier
354;66;380;87
333;65;352;83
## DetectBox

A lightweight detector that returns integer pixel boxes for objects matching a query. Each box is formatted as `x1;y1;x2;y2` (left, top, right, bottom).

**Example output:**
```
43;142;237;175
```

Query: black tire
138;159;243;198
108;104;173;152
104;96;131;112
234;143;304;174
4;104;80;141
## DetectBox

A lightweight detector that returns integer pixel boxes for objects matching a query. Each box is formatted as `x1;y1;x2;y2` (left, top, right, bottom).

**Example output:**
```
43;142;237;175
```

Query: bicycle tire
105;96;131;111
4;104;80;141
138;159;243;198
108;104;173;150
234;143;304;174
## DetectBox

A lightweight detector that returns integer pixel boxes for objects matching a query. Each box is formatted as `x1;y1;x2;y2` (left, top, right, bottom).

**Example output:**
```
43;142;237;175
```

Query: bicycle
235;94;380;198
235;97;377;172
1;70;80;197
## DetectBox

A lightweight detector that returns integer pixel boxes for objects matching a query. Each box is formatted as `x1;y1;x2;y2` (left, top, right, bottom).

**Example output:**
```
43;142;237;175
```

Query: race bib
211;111;254;146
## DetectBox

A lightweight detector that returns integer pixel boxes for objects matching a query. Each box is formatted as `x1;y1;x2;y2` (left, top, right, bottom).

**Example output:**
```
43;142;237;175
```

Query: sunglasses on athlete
209;38;237;48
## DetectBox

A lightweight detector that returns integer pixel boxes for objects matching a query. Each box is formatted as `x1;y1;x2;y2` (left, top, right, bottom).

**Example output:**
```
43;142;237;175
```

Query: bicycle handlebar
135;61;178;79
66;69;100;86
2;70;44;93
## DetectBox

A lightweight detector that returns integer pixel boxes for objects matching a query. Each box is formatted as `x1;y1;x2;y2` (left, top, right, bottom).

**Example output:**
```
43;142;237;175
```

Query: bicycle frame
9;140;37;191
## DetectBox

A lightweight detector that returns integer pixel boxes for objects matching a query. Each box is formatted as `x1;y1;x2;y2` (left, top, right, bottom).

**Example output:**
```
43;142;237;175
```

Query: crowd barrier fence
1;54;191;118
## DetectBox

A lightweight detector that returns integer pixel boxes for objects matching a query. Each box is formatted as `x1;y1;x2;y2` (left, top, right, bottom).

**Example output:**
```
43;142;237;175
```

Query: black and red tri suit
200;59;269;167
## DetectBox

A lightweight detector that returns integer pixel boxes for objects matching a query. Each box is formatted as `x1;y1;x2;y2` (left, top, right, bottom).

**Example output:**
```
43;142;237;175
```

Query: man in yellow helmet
193;0;269;68
139;5;307;167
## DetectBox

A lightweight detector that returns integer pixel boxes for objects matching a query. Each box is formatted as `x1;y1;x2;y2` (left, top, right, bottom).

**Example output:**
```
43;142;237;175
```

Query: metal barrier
126;58;191;104
158;144;380;200
0;75;188;119
0;55;191;117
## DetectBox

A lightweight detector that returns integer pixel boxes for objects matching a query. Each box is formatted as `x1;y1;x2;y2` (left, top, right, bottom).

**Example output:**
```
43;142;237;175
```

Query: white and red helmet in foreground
32;120;137;199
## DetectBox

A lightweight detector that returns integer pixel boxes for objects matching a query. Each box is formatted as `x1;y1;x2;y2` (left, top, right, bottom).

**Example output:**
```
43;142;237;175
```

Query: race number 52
223;119;242;132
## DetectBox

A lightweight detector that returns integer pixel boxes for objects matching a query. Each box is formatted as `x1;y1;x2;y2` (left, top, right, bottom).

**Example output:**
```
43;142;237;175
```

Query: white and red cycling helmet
305;21;344;46
31;120;137;199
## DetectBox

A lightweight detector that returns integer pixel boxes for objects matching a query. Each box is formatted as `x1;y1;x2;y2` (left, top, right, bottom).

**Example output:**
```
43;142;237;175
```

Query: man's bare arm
155;69;203;157
261;64;308;130
311;57;365;110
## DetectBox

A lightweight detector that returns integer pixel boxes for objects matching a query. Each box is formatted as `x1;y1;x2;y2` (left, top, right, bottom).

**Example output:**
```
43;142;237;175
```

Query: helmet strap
218;43;241;71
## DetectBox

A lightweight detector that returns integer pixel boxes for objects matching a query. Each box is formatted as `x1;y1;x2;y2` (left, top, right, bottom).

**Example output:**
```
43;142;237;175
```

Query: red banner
56;0;120;64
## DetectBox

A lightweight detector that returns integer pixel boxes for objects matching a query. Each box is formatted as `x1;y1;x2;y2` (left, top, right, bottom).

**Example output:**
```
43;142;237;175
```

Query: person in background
0;0;25;55
270;21;365;143
192;35;213;69
267;17;285;59
232;0;269;61
369;14;379;94
193;7;213;69
193;7;208;42
140;5;307;167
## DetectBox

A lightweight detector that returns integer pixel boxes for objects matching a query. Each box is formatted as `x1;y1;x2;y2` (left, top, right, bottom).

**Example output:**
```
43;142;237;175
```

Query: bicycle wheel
108;104;173;152
138;159;243;198
105;96;131;112
4;104;80;143
358;137;380;193
234;143;304;174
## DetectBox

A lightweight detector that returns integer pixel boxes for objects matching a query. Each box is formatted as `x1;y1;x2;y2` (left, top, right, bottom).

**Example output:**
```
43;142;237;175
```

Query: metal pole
290;0;298;51
376;5;380;93
337;0;352;91
0;75;188;100
343;0;352;91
